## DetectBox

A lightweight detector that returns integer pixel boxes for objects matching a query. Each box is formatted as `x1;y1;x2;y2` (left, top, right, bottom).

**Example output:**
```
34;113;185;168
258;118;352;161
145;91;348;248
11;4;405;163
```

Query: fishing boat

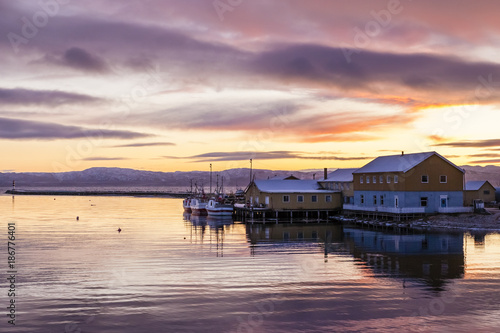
206;199;233;217
190;197;208;216
183;198;192;213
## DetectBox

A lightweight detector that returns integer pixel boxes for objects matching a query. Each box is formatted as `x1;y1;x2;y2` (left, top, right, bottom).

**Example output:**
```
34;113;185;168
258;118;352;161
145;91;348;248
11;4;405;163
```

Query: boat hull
190;198;207;216
206;207;233;216
206;199;233;216
191;208;208;216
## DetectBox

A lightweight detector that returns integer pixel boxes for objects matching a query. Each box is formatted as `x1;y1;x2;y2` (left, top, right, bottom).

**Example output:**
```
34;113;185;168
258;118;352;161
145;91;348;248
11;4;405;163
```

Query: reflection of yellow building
245;222;466;290
246;223;343;245
343;227;464;290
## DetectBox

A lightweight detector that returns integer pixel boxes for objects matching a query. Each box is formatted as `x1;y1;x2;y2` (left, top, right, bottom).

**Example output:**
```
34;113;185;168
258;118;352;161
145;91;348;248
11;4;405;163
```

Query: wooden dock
234;205;341;223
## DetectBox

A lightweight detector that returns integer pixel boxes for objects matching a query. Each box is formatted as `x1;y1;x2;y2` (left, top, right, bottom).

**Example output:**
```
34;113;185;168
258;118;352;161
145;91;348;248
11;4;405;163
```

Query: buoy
76;216;79;221
117;228;121;233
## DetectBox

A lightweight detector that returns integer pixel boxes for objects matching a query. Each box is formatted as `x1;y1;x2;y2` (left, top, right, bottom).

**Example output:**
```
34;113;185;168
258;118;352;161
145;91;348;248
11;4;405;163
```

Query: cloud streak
0;117;151;140
165;151;372;162
82;157;130;161
111;142;176;148
0;88;104;106
434;139;500;148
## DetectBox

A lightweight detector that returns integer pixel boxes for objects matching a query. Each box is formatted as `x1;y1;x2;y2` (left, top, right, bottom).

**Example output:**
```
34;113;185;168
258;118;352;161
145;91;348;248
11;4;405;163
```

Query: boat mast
210;163;212;195
216;174;219;195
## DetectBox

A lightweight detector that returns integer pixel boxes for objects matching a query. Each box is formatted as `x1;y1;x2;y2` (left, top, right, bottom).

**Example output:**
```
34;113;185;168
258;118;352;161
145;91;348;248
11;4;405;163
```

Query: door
440;195;448;208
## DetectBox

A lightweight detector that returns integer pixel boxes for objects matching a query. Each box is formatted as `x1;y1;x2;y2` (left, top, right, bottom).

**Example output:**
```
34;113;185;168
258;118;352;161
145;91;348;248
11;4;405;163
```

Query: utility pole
249;159;253;184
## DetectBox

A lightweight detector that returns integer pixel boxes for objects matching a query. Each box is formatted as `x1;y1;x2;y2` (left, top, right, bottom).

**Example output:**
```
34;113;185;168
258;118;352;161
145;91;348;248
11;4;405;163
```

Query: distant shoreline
5;189;189;198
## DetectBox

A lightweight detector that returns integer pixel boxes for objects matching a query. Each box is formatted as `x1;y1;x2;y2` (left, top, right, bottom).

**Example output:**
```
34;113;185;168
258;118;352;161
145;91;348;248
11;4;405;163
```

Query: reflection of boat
189;214;207;226
190;198;207;216
183;198;192;213
206;199;233;216
207;215;234;228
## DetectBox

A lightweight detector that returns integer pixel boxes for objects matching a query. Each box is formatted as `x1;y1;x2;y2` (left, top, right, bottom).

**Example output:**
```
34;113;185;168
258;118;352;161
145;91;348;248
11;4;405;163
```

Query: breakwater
5;189;189;198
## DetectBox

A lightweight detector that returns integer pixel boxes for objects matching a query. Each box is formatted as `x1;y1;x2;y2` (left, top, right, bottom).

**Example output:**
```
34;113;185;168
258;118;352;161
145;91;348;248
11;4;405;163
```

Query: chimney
324;168;328;180
401;151;404;156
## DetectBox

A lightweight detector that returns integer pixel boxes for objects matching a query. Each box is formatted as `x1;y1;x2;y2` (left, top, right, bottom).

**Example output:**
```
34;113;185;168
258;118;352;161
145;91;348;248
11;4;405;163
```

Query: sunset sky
2;0;500;172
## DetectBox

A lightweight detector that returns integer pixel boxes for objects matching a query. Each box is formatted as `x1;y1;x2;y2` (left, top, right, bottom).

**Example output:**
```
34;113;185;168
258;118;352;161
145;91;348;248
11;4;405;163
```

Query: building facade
346;152;469;214
464;181;496;205
318;168;356;204
245;179;342;211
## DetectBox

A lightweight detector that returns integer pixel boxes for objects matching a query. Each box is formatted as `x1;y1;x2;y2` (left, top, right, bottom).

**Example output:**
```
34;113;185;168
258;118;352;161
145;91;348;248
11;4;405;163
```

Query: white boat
206;199;233;217
183;198;192;213
190;198;208;216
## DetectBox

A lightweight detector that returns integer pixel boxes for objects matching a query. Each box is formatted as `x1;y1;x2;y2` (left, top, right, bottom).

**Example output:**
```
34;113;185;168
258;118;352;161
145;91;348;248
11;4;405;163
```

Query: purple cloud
0;88;104;106
0;117;151;140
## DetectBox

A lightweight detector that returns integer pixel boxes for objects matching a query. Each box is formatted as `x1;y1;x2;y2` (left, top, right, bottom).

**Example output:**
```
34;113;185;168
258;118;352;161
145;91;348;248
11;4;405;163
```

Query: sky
1;0;500;173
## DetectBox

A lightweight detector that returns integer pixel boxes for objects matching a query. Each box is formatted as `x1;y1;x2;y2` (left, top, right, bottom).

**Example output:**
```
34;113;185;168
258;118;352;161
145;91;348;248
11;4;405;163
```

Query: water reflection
342;227;464;291
245;222;465;291
183;213;235;257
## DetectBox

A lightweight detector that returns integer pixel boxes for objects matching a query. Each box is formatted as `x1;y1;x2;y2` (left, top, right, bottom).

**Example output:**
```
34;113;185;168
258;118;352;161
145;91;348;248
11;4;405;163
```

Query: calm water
2;195;500;332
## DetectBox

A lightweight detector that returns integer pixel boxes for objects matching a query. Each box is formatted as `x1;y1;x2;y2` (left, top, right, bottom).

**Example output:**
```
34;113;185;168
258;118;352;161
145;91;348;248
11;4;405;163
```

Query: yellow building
318;168;356;204
349;151;469;214
244;179;342;212
464;181;496;206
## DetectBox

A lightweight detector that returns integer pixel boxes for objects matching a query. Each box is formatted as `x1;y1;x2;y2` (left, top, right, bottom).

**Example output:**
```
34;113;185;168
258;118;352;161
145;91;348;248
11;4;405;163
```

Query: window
484;190;490;195
420;197;428;207
421;175;429;183
387;175;392;183
360;176;363;184
311;195;318;202
360;195;364;204
394;175;399;183
255;196;259;204
373;195;377;205
325;195;332;202
283;195;290;203
380;175;384;183
340;183;344;190
440;175;447;183
373;176;377;183
345;183;349;190
367;177;370;184
297;195;304;203
380;195;384;205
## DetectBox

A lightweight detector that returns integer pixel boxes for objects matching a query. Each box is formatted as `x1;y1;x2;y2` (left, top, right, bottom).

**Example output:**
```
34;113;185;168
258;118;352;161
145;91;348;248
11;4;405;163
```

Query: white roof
323;168;357;182
353;151;464;174
465;180;489;191
251;180;337;193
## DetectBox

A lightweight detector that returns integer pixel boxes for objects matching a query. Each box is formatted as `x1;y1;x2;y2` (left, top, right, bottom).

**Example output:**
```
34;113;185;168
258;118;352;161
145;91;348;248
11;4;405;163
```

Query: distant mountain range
1;165;499;188
0;167;318;189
